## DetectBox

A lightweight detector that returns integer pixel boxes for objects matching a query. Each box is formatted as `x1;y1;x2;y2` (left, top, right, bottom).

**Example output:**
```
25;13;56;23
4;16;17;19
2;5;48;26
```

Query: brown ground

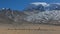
0;24;60;34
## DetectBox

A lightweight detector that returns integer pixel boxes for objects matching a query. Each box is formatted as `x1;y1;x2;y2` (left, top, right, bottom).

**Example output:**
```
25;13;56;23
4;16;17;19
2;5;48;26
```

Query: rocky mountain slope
0;8;28;24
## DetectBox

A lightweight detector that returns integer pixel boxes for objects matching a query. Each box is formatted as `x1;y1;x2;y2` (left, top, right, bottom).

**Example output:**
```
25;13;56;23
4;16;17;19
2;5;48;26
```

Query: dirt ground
0;24;60;34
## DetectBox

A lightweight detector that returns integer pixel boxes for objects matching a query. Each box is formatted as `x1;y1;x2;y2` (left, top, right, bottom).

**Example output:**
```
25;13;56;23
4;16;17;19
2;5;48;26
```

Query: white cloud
30;2;49;7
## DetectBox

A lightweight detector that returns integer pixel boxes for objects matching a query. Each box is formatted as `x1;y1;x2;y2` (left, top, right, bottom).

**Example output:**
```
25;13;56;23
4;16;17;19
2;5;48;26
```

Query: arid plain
0;24;60;34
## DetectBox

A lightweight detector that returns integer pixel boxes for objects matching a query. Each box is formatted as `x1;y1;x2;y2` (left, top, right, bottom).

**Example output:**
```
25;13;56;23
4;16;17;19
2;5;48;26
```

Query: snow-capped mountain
23;2;60;25
24;2;60;11
24;2;48;11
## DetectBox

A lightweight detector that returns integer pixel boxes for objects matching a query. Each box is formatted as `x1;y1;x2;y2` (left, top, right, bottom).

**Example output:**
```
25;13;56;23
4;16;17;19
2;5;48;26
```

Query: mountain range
0;2;60;25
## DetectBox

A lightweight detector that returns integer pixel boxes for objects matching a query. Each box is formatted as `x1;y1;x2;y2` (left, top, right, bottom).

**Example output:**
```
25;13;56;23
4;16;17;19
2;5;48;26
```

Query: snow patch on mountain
24;10;60;24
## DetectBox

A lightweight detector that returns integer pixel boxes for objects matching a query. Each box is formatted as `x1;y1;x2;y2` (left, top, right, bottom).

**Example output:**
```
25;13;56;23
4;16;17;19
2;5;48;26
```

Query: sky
0;0;60;10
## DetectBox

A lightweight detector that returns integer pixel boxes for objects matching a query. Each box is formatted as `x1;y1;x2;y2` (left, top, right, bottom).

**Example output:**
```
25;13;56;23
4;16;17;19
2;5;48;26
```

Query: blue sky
0;0;60;10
